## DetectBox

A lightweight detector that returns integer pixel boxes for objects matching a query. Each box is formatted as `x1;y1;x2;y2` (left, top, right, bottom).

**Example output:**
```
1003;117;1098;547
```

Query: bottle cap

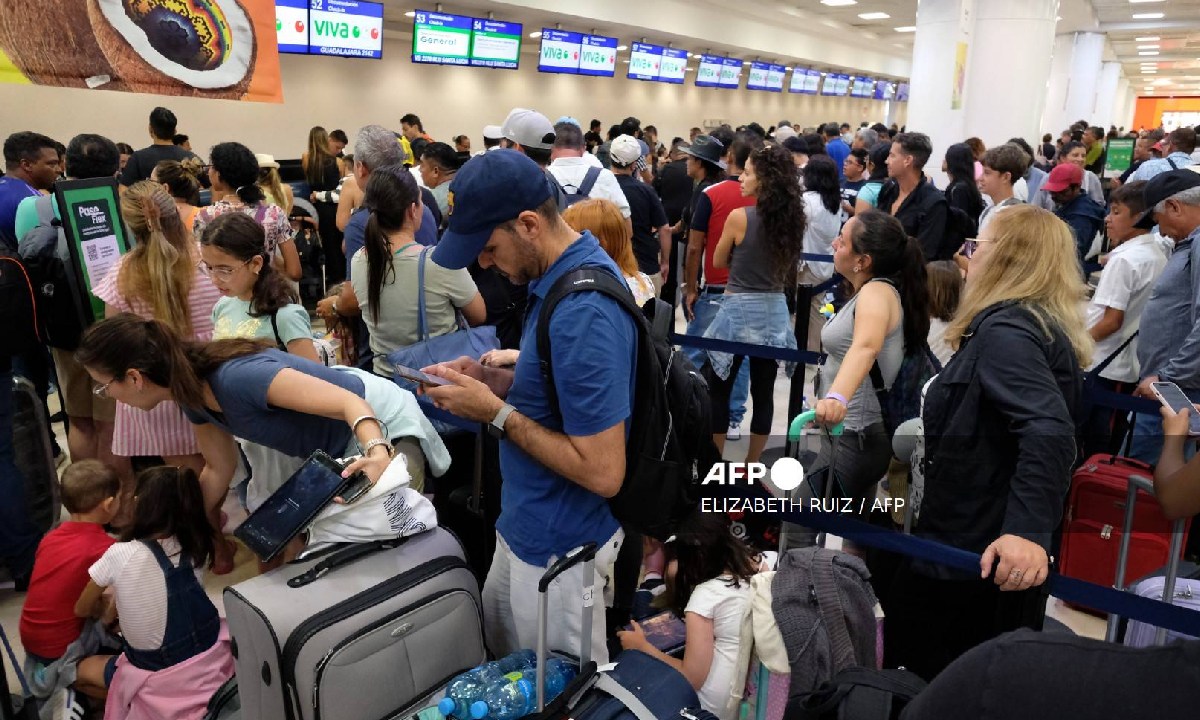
437;697;456;717
469;700;489;719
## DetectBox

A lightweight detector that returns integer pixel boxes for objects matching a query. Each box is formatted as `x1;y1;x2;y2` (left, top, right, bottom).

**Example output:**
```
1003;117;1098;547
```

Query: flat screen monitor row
272;2;909;100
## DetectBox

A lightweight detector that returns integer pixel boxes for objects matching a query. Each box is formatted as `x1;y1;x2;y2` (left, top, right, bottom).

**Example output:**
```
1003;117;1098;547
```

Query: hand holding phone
1151;381;1200;436
394;364;451;387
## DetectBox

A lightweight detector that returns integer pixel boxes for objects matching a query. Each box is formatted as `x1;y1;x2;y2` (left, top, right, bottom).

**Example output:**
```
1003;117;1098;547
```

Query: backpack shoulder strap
1088;330;1138;380
269;310;286;351
535;267;644;419
578;167;602;196
812;552;858;671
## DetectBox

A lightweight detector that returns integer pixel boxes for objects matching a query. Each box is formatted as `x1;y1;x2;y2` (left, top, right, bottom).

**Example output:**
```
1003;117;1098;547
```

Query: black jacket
917;303;1081;571
654;159;693;226
876;175;950;260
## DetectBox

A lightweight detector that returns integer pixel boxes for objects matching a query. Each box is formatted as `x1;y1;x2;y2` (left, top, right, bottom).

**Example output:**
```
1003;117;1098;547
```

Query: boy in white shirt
1082;180;1168;456
976;144;1028;233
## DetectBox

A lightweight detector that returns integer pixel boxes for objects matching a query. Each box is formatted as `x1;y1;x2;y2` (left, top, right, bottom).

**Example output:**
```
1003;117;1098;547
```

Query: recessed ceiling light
616;45;627;51
1138;44;1160;49
1136;36;1160;41
820;0;858;6
1139;51;1160;56
1133;13;1165;19
894;26;915;32
529;31;541;38
404;11;415;17
858;12;890;20
1129;0;1166;4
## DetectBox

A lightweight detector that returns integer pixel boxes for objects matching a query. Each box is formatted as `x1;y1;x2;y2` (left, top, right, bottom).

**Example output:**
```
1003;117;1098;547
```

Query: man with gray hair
547;120;631;218
1128;169;1200;464
316;125;440;347
852;127;879;151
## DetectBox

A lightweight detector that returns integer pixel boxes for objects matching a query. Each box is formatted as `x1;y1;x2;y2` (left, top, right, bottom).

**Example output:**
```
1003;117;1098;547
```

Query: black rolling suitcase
12;375;60;536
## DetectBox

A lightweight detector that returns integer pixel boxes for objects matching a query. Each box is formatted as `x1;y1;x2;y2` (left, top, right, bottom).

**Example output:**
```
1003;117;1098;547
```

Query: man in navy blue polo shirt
424;149;636;664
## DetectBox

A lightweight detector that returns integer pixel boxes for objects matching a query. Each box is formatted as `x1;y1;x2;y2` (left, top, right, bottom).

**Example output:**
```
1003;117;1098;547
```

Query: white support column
906;0;975;187
1093;61;1122;130
1043;32;1105;135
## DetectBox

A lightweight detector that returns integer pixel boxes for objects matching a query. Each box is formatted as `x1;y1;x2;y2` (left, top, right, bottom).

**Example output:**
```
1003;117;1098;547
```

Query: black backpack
536;267;720;540
17;195;90;350
865;280;943;438
0;247;40;357
787;667;927;720
554;166;603;209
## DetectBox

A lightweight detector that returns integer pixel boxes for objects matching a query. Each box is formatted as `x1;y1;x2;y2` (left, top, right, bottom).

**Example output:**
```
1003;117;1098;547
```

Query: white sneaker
727;423;742;441
51;688;86;720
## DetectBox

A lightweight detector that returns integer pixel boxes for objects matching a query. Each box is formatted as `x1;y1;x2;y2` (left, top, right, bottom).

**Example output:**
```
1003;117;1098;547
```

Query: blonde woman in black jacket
885;205;1093;680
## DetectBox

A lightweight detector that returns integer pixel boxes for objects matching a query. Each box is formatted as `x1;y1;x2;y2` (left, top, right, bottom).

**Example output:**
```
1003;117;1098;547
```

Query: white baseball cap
610;135;643;167
501;108;555;150
482;125;504;141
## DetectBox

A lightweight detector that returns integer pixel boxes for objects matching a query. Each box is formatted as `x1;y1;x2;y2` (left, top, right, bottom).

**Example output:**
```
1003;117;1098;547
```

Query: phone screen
394;365;451;387
235;453;347;560
1151;382;1200;435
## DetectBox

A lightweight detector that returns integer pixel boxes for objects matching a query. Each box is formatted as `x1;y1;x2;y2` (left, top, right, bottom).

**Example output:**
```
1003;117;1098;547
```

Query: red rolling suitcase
1059;454;1190;605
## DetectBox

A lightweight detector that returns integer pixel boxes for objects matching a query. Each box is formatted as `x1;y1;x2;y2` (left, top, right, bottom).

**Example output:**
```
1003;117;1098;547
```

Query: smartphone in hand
1151;381;1200;435
394;364;451;387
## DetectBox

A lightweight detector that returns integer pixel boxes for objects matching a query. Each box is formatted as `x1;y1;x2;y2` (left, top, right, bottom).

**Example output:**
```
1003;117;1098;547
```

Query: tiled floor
1;313;1106;694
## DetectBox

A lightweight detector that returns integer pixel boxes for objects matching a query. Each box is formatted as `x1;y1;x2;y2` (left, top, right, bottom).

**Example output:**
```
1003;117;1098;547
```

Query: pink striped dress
93;253;224;457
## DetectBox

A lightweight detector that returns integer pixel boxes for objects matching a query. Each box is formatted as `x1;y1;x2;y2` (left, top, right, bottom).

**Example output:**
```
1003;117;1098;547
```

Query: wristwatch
489;403;517;439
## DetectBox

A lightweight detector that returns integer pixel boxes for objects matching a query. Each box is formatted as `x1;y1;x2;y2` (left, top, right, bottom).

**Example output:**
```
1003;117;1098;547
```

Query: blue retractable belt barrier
670;333;825;366
767;508;1200;638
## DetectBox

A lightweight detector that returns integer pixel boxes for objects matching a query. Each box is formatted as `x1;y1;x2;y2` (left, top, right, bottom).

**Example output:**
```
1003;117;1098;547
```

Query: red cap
1042;163;1084;192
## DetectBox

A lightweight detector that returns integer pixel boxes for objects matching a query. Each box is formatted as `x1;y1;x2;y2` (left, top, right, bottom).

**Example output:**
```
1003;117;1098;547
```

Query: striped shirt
93;253;223;456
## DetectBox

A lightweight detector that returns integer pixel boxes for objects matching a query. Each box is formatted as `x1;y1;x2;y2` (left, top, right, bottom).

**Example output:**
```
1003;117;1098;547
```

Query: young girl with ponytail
200;212;319;363
788;209;930;549
151;158;205;231
75;315;450;571
193;141;301;282
93;181;223;487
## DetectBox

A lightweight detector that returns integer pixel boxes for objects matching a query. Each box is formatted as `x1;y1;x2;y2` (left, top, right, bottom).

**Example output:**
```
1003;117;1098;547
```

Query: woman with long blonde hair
564;198;656;305
884;205;1091;681
302;126;347;282
91;181;224;482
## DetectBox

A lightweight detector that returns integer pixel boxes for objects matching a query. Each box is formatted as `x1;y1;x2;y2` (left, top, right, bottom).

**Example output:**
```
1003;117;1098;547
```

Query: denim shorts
702;292;797;379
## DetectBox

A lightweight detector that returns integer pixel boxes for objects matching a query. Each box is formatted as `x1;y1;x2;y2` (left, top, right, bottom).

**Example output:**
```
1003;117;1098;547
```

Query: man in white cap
481;125;505;155
610;135;671;294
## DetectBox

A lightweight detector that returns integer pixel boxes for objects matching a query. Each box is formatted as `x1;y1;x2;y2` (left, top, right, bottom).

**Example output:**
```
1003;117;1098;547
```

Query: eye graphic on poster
0;0;282;102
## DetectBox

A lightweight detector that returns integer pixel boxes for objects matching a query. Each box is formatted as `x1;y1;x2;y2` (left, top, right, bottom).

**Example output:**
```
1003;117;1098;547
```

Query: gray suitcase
223;527;486;720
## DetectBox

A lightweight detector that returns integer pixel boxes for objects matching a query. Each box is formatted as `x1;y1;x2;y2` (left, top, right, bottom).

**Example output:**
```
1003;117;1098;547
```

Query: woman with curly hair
704;143;807;462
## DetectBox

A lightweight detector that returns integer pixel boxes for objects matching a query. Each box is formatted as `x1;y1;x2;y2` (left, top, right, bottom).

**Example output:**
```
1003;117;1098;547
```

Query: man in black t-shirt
584;119;603;154
118;106;199;189
610;135;670;295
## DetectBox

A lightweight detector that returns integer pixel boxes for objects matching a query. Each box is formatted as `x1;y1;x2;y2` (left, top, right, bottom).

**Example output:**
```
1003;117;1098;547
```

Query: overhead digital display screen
470;18;523;69
696;54;724;88
579;34;618;77
275;0;309;55
659;47;688;84
746;61;770;91
412;10;473;65
628;42;663;81
538;29;581;74
896;82;910;101
766;64;787;92
719;57;743;88
309;0;383;59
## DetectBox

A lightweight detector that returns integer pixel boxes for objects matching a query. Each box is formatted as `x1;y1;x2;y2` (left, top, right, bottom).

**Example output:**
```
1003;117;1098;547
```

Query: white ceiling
375;0;913;78
1096;0;1200;97
375;1;1200;97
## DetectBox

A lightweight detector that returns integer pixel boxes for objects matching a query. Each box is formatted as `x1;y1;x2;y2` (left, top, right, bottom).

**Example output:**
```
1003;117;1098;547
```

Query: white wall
0;39;904;160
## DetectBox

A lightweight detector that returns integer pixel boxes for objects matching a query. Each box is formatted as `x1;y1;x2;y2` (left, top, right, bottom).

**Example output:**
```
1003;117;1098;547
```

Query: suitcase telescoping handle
536;542;598;712
1104;474;1188;645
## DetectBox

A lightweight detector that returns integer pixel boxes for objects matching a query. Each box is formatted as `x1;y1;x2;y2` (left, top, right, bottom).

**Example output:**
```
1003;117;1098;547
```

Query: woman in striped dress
93;181;223;478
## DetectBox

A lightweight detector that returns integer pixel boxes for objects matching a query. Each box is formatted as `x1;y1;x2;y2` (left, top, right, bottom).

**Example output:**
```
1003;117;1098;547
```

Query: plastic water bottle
437;664;504;719
495;649;536;674
522;657;577;703
469;674;535;720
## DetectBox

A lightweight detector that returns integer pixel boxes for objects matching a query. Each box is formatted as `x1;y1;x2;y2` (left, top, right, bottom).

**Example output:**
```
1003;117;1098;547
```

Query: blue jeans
1128;410;1198;465
0;361;40;580
685;293;749;426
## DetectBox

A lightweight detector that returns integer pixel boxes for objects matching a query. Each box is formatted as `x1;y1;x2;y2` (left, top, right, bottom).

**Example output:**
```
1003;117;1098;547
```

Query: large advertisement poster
0;0;283;103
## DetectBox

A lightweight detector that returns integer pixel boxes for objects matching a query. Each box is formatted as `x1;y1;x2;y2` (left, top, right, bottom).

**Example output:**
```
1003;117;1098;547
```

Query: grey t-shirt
819;280;905;431
350;247;479;376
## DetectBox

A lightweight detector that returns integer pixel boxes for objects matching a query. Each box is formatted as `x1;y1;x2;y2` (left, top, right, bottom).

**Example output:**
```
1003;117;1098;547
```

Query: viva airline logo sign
309;0;384;56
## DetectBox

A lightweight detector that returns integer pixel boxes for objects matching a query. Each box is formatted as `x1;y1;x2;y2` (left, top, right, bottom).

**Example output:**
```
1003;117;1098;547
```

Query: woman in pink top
93;182;223;479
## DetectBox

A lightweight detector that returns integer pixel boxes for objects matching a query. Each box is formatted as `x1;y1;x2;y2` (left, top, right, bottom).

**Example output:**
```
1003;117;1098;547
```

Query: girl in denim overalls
78;466;234;720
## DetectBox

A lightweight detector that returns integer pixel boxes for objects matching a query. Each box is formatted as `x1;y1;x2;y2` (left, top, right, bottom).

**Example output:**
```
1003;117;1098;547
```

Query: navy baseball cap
1135;168;1200;229
432;149;554;270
